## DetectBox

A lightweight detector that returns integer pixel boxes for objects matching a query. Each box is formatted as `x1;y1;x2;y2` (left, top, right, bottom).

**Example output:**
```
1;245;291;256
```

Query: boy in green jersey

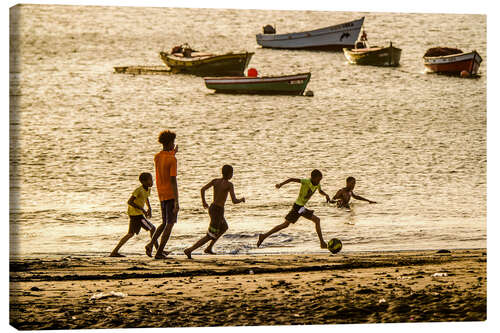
257;169;330;249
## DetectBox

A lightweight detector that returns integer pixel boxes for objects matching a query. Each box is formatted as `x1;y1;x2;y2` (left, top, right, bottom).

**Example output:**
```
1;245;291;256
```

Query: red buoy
247;68;258;77
460;70;470;78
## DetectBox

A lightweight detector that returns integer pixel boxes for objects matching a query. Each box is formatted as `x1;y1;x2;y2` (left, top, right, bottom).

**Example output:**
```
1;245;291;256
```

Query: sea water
9;5;486;257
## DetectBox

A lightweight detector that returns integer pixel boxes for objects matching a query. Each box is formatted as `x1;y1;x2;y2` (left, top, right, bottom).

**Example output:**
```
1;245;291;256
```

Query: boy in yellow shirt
110;173;157;257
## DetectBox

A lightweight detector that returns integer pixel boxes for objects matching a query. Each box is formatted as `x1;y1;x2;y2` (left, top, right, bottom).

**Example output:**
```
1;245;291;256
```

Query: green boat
203;72;311;95
343;42;401;66
159;44;254;76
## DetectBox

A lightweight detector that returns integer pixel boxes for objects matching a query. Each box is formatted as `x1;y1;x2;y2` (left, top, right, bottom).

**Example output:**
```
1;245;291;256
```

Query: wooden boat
159;45;254;76
204;72;311;95
343;42;402;66
114;66;172;75
423;48;482;76
256;17;364;51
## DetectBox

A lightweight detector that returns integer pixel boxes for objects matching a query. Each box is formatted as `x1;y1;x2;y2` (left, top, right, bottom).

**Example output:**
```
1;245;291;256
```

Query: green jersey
295;178;321;206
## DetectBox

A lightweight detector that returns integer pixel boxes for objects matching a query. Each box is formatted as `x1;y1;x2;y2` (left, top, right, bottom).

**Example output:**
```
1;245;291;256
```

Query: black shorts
207;204;228;239
161;199;178;224
285;203;314;223
128;215;155;235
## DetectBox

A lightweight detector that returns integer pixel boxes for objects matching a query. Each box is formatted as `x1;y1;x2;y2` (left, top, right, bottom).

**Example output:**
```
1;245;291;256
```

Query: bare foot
184;249;192;259
154;252;169;260
204;248;215;254
109;252;125;257
257;234;264;248
320;242;327;249
145;244;153;257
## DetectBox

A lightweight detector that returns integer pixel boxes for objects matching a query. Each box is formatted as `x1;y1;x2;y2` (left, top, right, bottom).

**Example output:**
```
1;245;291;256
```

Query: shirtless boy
184;165;245;259
257;169;330;249
331;176;377;209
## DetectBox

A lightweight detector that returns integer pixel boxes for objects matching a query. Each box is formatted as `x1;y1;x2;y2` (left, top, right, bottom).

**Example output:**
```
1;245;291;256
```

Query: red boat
423;48;482;76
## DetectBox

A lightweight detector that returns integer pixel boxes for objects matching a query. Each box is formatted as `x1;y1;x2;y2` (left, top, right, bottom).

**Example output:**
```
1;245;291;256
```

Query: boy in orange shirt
145;130;180;259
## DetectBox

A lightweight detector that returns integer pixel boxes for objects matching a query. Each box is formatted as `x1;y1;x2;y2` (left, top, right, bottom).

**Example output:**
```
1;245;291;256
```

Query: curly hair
158;130;176;146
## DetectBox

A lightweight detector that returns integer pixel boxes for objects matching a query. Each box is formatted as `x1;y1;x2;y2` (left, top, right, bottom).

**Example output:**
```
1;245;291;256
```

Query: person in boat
184;165;245;259
330;176;376;209
110;173;157;257
355;30;368;49
145;130;180;259
257;170;330;249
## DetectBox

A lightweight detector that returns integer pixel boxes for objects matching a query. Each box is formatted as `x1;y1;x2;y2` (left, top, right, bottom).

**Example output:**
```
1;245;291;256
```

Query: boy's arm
145;198;152;217
229;183;245;204
352;192;377;204
330;189;343;203
200;179;215;209
127;196;147;215
318;189;331;203
275;178;301;189
332;189;342;200
171;176;179;213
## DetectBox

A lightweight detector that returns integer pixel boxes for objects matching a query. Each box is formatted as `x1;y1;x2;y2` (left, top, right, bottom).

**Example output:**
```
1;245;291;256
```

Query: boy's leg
205;220;228;254
257;220;291;247
146;200;170;257
110;232;134;257
146;223;164;256
184;235;213;259
307;214;327;248
154;200;178;259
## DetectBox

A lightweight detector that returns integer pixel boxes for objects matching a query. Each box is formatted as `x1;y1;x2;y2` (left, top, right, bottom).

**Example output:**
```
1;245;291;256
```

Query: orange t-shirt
154;150;177;201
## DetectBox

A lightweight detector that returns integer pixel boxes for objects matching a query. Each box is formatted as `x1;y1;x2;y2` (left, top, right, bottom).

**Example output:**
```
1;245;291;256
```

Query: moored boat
256;17;365;51
204;72;311;95
423;47;482;76
343;42;401;66
159;44;254;76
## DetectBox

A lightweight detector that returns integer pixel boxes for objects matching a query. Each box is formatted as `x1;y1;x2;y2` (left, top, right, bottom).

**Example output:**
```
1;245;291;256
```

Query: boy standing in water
330;176;377;209
145;130;179;259
184;165;245;259
257;169;330;249
110;173;157;257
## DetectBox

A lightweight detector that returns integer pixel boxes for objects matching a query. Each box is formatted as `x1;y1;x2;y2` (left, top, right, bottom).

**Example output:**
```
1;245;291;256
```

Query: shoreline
9;246;487;259
10;249;486;329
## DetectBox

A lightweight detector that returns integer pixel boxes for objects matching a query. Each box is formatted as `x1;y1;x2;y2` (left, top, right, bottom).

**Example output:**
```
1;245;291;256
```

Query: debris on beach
432;272;448;277
89;291;128;301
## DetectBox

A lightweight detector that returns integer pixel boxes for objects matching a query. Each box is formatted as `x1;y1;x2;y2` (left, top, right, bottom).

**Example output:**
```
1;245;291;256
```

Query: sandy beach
9;249;486;329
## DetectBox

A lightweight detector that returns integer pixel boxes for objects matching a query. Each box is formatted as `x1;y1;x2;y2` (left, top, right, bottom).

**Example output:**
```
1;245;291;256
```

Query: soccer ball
327;238;342;254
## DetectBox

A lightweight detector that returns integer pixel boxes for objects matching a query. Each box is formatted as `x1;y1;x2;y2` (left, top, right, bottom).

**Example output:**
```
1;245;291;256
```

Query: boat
159;44;254;76
423;47;482;76
256;17;365;51
343;42;402;66
114;66;172;75
203;72;311;95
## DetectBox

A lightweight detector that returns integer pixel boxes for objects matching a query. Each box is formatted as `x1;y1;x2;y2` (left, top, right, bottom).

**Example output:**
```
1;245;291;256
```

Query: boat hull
204;73;311;95
159;52;254;76
423;51;482;75
256;17;364;51
343;45;402;66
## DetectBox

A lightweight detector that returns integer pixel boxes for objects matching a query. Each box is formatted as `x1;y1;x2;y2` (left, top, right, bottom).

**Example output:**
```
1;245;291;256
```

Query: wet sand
9;249;486;329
